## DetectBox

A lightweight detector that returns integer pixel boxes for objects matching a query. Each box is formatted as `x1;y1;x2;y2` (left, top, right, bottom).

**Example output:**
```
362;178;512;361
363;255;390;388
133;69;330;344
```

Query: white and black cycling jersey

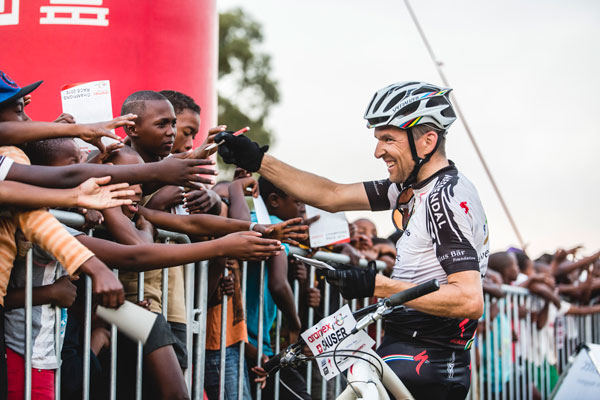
363;162;489;350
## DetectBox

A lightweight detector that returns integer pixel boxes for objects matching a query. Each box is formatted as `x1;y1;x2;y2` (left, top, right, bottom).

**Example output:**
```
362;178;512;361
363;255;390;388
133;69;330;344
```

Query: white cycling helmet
364;81;456;132
364;82;457;188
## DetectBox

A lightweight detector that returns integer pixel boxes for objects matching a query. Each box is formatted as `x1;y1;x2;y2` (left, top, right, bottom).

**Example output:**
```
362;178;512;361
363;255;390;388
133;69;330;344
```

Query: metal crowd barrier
19;210;600;400
467;285;600;400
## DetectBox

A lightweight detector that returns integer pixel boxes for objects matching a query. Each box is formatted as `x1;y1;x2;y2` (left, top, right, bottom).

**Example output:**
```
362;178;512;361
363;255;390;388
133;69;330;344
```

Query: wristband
249;222;257;231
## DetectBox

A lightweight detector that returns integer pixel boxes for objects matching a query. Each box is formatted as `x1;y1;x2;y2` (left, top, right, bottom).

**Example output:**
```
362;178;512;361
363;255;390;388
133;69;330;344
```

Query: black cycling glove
322;261;377;300
216;131;269;172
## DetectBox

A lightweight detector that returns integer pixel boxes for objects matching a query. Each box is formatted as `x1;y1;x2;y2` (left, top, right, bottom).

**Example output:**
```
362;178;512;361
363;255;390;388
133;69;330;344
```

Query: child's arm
267;253;302;334
4;275;77;310
102;207;154;245
138;205;307;244
15;209;124;308
567;304;600;315
555;251;600;277
0;177;133;209
74;231;283;272
137;205;252;236
0;116;134;151
228;177;256;221
6;156;216;189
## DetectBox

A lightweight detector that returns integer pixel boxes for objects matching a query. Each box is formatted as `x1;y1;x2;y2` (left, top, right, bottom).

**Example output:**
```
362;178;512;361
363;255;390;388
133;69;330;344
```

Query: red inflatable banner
0;0;217;145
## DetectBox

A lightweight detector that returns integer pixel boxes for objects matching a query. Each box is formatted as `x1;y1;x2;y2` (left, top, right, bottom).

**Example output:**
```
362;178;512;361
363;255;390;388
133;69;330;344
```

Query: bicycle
260;278;440;400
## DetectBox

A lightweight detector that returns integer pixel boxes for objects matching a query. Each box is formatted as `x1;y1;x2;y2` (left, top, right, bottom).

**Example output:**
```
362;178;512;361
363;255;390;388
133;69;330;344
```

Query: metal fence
468;285;600;400
15;210;600;399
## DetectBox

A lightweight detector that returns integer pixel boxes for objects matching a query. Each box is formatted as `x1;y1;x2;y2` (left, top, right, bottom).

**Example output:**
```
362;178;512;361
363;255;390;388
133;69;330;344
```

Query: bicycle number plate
301;304;375;380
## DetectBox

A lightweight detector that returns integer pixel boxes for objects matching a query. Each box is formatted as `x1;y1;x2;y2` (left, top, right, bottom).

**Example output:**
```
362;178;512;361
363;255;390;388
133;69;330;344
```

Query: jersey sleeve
425;184;480;275
362;179;400;211
0;155;14;180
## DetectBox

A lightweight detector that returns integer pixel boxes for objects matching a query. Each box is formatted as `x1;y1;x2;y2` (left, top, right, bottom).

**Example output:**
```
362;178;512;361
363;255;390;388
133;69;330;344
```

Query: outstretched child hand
184;188;222;214
78;114;137;153
257;217;308;246
76;176;135;210
219;231;283;261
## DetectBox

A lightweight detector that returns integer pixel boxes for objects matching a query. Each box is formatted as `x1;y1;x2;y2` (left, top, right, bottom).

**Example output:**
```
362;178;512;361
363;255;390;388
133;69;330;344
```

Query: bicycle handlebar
262;279;440;374
385;279;439;307
262;351;283;373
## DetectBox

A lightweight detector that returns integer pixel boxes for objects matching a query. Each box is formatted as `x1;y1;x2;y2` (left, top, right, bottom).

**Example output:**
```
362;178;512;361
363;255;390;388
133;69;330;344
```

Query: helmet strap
403;127;442;188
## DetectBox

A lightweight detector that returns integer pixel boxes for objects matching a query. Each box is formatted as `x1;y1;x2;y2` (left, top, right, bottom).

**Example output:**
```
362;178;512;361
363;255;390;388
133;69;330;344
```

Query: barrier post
255;261;266;400
25;249;33;400
83;274;92;400
485;294;492;400
136;272;145;400
321;279;331;399
109;269;119;400
274;310;282;399
184;262;195;390
238;261;248;400
306;265;315;394
193;260;209;400
219;268;229;400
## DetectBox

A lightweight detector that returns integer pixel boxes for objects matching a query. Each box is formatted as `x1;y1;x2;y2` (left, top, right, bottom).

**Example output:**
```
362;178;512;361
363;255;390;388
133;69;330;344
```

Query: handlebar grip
385;279;440;307
262;352;283;374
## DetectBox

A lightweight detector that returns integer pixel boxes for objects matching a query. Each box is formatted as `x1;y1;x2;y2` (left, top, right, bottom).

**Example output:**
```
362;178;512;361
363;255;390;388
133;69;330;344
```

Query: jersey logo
460;201;469;214
447;352;455;379
382;350;430;375
459;318;469;338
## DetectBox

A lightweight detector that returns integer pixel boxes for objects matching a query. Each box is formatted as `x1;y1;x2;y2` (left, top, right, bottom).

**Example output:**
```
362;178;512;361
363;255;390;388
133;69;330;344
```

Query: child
247;177;310;400
159;90;200;154
3;136;126;399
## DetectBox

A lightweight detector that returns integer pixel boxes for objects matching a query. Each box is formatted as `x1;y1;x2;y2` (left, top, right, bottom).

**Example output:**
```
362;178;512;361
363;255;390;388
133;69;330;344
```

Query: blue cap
0;71;42;108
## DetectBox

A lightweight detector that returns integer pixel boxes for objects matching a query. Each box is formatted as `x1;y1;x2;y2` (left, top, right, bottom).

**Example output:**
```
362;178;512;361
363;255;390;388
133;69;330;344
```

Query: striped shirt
0;146;94;306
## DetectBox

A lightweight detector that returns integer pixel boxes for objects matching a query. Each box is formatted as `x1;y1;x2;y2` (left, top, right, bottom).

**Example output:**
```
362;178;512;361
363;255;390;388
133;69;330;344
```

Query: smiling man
215;81;489;399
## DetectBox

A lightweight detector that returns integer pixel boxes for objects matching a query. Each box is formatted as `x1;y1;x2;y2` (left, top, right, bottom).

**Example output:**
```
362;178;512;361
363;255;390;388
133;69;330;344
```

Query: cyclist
216;81;489;399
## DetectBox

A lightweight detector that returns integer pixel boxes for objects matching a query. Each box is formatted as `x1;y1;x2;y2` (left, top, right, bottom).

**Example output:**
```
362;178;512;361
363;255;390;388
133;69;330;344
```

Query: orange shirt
205;260;248;350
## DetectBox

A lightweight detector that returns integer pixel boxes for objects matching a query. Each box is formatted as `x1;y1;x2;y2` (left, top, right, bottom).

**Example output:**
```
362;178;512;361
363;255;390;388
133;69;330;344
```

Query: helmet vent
413;86;439;95
372;93;388;114
383;91;408;112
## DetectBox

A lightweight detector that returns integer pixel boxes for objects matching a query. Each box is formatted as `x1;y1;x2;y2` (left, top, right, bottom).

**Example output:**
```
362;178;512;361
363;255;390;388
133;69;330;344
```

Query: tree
218;8;280;172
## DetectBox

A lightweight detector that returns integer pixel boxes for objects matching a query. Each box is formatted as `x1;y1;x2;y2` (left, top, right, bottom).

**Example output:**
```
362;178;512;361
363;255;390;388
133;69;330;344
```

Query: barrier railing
15;210;598;399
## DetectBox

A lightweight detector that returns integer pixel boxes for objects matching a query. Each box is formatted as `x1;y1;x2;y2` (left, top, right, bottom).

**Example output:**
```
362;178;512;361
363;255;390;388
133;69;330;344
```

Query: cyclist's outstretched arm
259;154;370;212
374;271;484;320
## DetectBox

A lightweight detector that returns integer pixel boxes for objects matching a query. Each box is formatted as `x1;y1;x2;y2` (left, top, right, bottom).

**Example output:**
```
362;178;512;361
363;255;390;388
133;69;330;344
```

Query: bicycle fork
336;349;414;400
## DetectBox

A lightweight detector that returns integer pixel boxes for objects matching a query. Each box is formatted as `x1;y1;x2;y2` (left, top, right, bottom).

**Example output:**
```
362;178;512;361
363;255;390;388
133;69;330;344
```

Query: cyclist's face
373;127;414;183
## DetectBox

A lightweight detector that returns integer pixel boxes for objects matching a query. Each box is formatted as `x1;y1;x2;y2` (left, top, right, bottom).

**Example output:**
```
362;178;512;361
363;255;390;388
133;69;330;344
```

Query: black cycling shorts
376;335;471;400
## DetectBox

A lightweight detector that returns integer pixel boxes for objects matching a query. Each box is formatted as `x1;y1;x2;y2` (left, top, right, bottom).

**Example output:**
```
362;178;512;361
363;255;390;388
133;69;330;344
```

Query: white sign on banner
60;80;115;152
252;196;271;225
301;304;375;381
305;205;350;248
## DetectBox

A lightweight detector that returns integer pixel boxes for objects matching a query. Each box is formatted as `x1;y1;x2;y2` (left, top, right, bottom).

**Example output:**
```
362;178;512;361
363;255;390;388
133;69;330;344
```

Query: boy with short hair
159;90;201;154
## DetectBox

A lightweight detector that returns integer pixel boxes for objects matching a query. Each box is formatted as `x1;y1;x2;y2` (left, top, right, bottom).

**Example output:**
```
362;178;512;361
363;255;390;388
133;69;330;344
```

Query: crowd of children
1;68;599;400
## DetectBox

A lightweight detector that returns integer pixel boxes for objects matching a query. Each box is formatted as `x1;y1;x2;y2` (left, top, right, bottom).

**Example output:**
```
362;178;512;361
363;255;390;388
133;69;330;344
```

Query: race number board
301;304;375;380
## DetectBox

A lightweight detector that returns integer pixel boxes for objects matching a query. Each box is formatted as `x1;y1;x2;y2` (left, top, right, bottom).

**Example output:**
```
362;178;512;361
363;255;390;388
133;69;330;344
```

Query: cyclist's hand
216;131;268;172
323;261;377;299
